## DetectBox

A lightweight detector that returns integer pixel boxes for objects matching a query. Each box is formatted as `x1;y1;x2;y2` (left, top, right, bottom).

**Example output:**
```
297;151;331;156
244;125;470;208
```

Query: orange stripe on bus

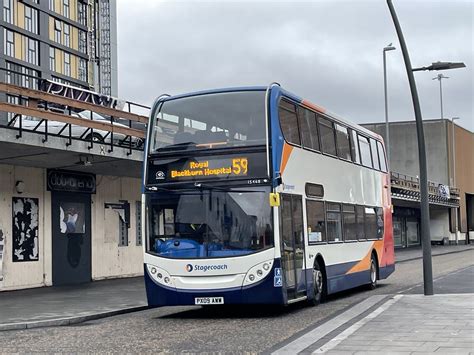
301;100;326;113
280;143;293;174
346;240;384;274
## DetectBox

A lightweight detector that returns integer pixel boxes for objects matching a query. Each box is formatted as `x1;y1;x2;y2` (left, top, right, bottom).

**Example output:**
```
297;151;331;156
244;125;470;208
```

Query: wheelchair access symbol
274;268;282;287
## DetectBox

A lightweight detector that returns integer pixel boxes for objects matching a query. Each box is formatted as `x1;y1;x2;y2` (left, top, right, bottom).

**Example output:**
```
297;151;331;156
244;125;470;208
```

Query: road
0;249;472;353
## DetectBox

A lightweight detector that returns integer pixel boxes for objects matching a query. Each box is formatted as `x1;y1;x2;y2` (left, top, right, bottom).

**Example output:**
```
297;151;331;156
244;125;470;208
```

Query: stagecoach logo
155;171;165;180
185;264;228;272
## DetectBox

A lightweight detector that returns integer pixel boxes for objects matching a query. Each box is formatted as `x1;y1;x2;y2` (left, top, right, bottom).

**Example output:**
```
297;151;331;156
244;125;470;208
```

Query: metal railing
0;68;150;155
391;171;460;207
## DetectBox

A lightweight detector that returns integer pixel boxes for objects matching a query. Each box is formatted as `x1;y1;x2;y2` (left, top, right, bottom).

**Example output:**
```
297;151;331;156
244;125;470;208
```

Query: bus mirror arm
274;173;282;187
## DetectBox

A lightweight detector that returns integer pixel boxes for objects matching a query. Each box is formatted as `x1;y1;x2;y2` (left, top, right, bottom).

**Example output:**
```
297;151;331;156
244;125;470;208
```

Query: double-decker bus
142;84;394;307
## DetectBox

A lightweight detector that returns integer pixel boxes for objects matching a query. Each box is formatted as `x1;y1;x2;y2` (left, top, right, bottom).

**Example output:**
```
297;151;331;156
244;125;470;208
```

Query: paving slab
0;277;147;330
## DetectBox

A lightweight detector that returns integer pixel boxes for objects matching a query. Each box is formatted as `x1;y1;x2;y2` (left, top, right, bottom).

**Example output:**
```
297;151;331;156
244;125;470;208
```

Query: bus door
280;194;307;300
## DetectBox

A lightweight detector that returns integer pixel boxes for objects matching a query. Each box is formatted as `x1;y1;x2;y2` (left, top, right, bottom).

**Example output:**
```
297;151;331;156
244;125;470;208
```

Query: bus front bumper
144;261;285;307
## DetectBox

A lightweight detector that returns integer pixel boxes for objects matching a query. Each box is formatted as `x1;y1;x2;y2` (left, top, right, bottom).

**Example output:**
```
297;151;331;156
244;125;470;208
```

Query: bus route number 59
232;157;248;175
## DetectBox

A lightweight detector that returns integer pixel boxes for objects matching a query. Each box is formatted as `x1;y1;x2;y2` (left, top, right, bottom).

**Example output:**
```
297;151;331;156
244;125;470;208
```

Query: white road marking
312;295;403;354
271;295;386;355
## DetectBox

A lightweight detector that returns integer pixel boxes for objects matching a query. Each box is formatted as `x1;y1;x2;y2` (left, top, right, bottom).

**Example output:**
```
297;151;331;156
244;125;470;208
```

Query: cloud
117;0;473;131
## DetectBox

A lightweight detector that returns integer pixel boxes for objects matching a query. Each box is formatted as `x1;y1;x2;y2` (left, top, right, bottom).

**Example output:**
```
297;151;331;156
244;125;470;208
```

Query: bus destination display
148;152;266;184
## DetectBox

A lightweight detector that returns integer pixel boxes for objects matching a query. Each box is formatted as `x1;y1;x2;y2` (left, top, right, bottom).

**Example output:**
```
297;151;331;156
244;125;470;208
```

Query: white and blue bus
142;84;395;307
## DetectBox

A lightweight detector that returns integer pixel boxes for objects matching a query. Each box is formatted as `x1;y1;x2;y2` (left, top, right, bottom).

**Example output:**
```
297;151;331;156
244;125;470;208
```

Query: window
78;1;87;26
306;200;326;243
335;124;351;160
24;6;38;34
136;201;142;246
298;106;319;150
370;138;380;170
79;30;87;53
279;100;301;145
305;183;324;199
356;205;365;240
3;0;13;24
64;24;70;47
55;20;62;43
64;52;71;76
25;38;38;65
377;141;388;172
63;0;70;18
358;134;372;168
375;207;384;239
49;47;56;71
49;0;55;11
343;205;357;241
5;61;39;89
4;29;14;57
350;129;361;164
78;58;87;81
365;207;377;239
319;117;337;156
326;203;342;242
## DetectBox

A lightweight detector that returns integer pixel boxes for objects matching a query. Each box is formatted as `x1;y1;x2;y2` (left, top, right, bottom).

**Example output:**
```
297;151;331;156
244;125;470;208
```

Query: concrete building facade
363;119;473;247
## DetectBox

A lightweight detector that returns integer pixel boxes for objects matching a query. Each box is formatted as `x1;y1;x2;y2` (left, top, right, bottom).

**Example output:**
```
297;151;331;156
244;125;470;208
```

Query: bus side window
370;138;381;170
358;134;373;168
376;207;384;239
356;205;365;240
279;99;301;145
349;129;361;164
306;200;326;243
377;141;388;172
298;106;319;151
335;124;351;161
365;207;377;239
326;203;342;242
342;205;357;241
318;117;337;156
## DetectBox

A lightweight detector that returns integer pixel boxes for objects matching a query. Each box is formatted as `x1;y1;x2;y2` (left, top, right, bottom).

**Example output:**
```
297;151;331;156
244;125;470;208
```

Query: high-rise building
0;0;118;99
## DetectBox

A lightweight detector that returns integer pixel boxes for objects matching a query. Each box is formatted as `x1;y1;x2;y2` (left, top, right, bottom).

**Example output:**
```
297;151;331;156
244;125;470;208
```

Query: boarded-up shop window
12;197;39;262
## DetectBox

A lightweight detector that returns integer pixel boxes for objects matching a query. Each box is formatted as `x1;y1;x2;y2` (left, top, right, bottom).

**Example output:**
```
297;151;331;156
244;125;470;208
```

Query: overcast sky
116;0;473;132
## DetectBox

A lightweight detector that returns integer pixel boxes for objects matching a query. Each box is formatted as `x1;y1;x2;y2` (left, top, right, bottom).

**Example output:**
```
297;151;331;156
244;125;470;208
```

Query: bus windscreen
150;91;266;153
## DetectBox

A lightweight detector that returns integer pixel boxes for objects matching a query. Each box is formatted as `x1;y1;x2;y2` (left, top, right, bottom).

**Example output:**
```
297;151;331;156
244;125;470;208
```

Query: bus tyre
309;260;324;306
368;255;378;290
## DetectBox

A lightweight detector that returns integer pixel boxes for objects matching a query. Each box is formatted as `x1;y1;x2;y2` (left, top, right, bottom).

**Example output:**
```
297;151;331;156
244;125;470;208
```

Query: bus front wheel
308;260;325;306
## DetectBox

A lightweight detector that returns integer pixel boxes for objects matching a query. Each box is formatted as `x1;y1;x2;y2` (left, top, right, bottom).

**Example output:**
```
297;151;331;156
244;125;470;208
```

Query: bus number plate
195;297;224;305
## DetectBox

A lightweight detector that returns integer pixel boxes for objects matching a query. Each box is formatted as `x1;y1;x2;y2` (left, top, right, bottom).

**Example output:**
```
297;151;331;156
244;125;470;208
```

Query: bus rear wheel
308;260;324;306
368;255;378;290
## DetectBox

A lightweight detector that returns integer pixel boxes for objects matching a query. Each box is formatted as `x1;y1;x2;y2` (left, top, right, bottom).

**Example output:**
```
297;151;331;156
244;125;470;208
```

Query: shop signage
47;170;96;194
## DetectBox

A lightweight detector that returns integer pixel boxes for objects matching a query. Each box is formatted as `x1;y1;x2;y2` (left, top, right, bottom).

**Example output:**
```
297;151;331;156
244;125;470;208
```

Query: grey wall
362;120;449;185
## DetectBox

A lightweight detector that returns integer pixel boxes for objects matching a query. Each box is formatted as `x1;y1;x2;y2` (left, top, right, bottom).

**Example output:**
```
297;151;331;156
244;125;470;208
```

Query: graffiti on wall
12;198;39;262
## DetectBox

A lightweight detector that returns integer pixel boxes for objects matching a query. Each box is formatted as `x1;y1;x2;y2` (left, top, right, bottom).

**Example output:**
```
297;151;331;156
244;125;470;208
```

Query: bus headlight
243;259;274;287
146;264;174;287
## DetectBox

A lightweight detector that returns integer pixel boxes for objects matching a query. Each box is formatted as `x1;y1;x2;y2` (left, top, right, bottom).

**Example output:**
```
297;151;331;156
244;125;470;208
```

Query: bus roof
156;86;383;142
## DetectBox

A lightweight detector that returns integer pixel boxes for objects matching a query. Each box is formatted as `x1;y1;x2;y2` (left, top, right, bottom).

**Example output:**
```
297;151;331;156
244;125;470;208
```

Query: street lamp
433;74;449;119
386;0;467;296
383;44;396;165
451;117;460;244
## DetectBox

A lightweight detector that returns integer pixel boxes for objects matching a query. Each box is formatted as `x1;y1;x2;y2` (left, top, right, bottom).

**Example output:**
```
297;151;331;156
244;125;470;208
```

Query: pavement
0;245;474;344
271;265;474;354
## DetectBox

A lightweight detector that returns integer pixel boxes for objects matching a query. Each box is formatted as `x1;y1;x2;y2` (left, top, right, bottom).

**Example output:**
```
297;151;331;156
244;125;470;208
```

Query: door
280;194;306;300
52;191;92;285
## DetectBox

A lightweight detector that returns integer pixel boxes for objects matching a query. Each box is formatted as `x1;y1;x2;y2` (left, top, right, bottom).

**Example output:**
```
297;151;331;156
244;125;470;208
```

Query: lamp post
386;0;467;296
452;117;460;244
383;44;396;165
433;74;449;119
